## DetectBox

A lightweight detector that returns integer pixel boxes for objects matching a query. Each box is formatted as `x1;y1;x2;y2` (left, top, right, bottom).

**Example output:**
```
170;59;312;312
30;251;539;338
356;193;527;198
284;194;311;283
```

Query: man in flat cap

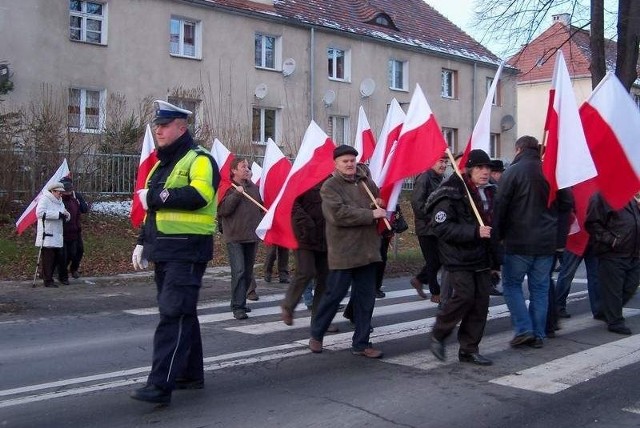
130;100;220;405
308;144;387;358
489;159;505;184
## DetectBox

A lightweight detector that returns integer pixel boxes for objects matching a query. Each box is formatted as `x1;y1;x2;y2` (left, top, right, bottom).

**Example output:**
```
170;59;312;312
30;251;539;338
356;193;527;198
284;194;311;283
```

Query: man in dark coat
60;177;89;280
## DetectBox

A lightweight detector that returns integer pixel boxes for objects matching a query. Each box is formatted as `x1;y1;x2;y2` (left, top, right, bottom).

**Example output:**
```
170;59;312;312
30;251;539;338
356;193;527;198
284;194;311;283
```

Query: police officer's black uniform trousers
148;261;207;391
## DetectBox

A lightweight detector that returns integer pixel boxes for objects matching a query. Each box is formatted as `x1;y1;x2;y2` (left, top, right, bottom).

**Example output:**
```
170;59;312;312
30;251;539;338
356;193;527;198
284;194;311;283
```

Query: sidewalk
0;266;290;320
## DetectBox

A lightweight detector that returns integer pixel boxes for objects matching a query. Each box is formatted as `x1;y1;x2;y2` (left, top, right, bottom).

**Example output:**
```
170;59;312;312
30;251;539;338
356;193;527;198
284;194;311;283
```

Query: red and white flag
16;159;70;234
458;62;504;168
130;124;158;227
211;138;235;203
380;84;448;211
259;138;292;208
579;71;640;210
256;121;335;249
354;106;376;163
250;162;262;186
542;51;597;205
369;99;405;185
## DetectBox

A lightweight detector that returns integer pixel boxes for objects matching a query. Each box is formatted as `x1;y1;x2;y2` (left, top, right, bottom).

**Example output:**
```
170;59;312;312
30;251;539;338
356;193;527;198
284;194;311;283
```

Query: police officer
130;100;220;405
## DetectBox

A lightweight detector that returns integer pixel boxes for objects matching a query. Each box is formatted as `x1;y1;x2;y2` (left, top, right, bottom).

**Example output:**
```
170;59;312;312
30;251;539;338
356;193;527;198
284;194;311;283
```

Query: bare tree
472;0;639;90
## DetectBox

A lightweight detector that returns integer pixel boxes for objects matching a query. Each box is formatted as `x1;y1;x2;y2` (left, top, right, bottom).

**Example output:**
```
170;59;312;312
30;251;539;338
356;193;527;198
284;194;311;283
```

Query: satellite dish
322;90;336;107
254;83;268;100
360;78;375;97
282;58;296;77
500;114;515;131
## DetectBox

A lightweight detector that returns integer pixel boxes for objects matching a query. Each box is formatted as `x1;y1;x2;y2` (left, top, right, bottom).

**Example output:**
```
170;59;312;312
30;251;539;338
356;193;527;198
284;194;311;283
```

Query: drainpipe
471;62;477;132
310;27;315;121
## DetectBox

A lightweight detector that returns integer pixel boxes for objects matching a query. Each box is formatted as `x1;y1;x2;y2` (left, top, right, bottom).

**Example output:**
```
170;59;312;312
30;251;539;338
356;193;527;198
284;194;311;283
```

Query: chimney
552;13;571;26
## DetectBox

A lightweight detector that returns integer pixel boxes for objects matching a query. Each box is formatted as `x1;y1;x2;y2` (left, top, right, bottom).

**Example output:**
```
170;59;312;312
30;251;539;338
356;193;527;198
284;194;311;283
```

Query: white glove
137;189;149;211
132;244;148;270
63;210;71;222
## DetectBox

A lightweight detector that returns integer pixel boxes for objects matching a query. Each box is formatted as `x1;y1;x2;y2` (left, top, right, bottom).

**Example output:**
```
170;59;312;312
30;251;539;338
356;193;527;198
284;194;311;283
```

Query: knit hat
47;182;65;192
333;144;358;159
465;149;491;168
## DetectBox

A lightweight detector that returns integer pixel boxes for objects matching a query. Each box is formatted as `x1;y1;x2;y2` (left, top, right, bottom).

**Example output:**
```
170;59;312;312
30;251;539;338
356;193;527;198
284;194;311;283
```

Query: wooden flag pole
232;184;268;212
360;181;392;230
445;148;485;227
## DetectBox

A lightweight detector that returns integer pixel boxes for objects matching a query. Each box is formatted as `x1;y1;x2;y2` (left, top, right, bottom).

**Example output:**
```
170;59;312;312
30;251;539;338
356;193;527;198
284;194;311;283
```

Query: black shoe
243;307;251;313
175;378;204;390
264;275;272;283
44;281;58;288
509;332;535;347
279;277;290;284
458;352;493;366
375;290;386;298
608;324;632;335
71;271;80;279
545;330;556;339
557;309;571;318
593;312;606;321
528;337;544;348
430;337;446;361
233;310;248;320
489;287;503;296
59;279;70;286
130;384;171;404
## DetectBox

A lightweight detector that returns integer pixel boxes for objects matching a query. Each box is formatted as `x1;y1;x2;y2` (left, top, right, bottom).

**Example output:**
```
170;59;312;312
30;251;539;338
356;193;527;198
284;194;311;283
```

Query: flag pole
360;182;392;230
232;184;268;212
445;148;485;227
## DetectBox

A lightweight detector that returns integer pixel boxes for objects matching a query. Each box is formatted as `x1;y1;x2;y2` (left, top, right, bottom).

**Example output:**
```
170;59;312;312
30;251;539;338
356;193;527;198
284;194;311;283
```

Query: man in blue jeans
554;246;602;319
493;136;572;348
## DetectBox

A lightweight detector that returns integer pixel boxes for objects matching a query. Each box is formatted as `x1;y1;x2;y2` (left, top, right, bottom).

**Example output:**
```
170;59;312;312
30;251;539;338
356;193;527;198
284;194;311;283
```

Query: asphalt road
1;267;639;428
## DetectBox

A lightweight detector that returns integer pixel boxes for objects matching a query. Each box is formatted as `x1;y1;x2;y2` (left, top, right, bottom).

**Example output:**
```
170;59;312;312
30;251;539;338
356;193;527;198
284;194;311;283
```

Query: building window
388;59;408;91
69;1;106;44
441;69;457;99
167;96;199;127
68;88;104;132
486;77;502;106
328;116;350;145
170;17;201;59
490;133;500;158
442;127;457;153
328;48;350;81
255;33;281;70
252;107;277;144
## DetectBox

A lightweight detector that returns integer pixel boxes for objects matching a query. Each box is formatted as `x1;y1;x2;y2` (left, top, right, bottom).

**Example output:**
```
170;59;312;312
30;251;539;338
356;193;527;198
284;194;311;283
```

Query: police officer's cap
153;100;192;125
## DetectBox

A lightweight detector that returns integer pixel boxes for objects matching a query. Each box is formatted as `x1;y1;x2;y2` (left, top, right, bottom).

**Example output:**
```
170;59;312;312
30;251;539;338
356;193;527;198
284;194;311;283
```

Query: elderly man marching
428;149;499;366
130;100;220;405
308;145;388;358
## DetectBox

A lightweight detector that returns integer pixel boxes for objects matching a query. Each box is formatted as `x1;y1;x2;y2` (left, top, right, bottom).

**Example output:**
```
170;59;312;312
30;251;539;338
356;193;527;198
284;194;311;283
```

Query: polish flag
259;138;292;208
16;159;70;234
542;51;597;205
256;121;335;249
250;162;262;186
579;71;640;210
369;99;405;185
458;62;504;168
354;106;376;163
130;124;159;227
211;138;235;203
380;84;448;211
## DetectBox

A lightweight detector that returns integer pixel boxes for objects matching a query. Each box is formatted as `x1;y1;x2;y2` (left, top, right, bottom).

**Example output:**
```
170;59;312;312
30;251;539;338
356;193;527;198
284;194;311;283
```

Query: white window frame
489;133;500;158
388;59;408;91
254;33;282;70
486;77;502;106
170;16;202;59
442;127;457;153
69;1;107;45
252;107;278;145
441;69;457;99
68;87;105;133
328;47;351;82
328;116;350;146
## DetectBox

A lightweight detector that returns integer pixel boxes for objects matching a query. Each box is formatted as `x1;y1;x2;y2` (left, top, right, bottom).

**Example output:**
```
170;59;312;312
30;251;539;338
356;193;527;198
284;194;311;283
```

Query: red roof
508;20;619;83
201;0;501;65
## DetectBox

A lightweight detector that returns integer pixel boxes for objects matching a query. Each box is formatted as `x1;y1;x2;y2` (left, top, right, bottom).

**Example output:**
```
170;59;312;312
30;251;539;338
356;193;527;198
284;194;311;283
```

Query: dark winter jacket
62;192;88;241
411;169;444;236
217;179;263;244
585;193;640;258
493;147;572;256
425;173;497;271
292;181;327;252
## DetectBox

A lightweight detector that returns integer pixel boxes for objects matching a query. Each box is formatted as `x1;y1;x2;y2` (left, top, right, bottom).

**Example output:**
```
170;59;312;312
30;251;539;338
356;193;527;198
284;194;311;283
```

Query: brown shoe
410;277;427;299
430;294;441;304
352;347;383;359
281;306;293;326
309;338;323;353
247;291;259;301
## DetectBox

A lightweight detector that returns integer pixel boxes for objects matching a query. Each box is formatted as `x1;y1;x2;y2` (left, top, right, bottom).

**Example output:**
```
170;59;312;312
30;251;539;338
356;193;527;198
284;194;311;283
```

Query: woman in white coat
35;182;70;287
